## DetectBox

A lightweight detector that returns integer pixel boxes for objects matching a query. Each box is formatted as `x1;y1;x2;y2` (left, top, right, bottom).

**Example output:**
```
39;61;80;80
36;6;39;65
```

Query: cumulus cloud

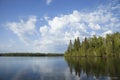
88;23;101;30
6;16;37;44
36;2;119;52
102;30;113;37
5;1;120;53
39;25;49;36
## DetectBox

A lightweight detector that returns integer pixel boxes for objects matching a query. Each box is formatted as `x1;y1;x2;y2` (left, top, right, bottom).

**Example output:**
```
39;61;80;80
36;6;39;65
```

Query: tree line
64;32;120;57
0;53;64;56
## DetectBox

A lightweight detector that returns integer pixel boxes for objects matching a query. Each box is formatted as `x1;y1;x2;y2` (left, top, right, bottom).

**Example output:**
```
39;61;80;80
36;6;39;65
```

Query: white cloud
35;2;119;52
39;25;49;36
48;16;66;33
46;0;52;5
0;39;32;53
4;1;120;53
102;30;113;37
88;23;101;30
6;16;37;44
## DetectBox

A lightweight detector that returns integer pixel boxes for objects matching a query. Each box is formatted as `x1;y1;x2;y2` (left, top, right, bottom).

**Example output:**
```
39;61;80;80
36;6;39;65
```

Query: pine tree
65;32;120;57
67;40;73;55
77;37;81;50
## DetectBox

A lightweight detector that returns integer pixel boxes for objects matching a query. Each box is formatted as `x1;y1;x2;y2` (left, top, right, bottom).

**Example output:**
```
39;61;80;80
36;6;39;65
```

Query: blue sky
0;0;120;53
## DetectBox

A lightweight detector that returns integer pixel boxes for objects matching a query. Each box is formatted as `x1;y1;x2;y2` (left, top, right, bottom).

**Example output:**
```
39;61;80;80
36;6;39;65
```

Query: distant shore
0;53;64;57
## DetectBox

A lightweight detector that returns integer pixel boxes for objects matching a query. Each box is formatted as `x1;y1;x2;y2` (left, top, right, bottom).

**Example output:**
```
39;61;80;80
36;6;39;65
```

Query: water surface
0;57;119;80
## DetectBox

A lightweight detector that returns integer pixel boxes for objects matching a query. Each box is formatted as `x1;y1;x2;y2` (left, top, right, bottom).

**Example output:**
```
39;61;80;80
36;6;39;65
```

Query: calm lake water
0;57;120;80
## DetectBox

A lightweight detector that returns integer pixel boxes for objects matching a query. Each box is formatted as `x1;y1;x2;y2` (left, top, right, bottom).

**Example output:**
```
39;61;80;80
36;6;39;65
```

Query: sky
0;0;120;53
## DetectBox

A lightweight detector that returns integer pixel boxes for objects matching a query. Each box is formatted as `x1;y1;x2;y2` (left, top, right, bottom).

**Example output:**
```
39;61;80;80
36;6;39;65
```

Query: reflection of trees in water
65;57;120;80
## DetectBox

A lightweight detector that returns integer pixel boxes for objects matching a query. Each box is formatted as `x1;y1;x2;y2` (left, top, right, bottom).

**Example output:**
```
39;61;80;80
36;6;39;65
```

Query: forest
64;32;120;57
0;53;63;56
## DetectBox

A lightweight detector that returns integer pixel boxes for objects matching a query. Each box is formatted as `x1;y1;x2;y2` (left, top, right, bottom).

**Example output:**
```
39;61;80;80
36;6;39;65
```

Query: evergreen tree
64;32;120;57
66;40;73;56
77;37;81;49
73;39;77;50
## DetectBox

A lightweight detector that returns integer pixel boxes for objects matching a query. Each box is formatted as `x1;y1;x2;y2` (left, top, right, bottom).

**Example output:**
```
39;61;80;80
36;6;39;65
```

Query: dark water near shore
0;57;120;80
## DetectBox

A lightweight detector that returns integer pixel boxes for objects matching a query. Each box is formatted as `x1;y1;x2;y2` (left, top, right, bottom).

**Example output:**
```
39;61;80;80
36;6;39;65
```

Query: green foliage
64;32;120;57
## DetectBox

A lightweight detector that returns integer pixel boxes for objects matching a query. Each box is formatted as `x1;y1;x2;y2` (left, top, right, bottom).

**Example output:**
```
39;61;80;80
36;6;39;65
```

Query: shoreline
0;53;64;57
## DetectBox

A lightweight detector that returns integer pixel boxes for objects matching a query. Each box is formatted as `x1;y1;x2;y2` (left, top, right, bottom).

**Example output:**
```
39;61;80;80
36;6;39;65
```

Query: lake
0;57;120;80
